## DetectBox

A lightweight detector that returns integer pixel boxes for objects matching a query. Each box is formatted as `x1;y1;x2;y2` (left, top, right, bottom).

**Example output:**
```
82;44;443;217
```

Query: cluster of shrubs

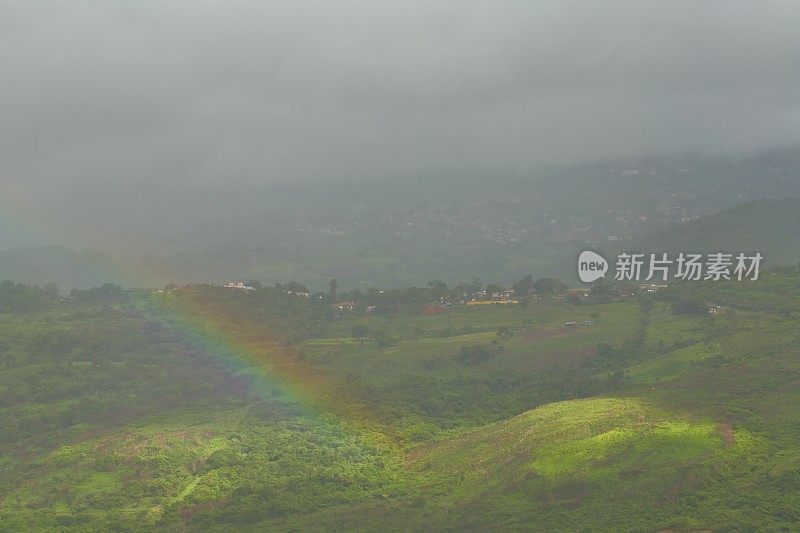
454;343;504;365
0;280;59;313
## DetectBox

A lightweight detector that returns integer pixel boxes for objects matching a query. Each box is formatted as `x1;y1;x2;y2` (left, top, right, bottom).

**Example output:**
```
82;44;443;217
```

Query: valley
1;271;799;530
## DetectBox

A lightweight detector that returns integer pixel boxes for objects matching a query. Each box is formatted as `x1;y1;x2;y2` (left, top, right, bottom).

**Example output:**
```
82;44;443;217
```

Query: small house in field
467;299;519;305
223;281;255;290
335;300;356;312
566;288;591;300
421;303;446;315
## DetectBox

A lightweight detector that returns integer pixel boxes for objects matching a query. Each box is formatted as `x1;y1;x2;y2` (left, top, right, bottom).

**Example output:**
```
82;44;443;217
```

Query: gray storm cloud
1;1;799;217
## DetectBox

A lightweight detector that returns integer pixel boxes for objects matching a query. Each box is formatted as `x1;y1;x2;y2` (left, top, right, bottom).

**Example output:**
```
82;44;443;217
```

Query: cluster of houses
639;283;668;294
334;300;356;312
466;289;519;305
160;279;671;320
564;320;593;328
221;282;256;290
221;282;313;298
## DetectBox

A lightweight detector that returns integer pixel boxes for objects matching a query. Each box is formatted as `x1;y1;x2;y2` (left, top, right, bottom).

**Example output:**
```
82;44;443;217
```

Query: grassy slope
613;197;800;267
2;274;800;530
8;198;798;293
276;281;800;530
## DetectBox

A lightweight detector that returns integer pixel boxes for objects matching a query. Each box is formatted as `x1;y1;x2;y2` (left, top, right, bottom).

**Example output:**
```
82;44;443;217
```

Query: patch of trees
590;314;649;371
512;274;534;297
70;283;129;304
274;281;308;294
496;326;514;339
370;330;400;348
455;343;504;365
671;297;707;315
350;325;370;344
160;284;329;344
0;280;59;313
532;277;569;297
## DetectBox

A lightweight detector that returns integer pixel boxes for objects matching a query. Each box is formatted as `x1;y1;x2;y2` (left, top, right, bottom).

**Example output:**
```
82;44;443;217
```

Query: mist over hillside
0;247;130;292
3;149;800;291
6;147;800;254
618;197;800;268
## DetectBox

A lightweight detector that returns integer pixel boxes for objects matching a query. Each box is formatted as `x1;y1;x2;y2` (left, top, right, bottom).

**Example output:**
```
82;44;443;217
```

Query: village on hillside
144;276;672;318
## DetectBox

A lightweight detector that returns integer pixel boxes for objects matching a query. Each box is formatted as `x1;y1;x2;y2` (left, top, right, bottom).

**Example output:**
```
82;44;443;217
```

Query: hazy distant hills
2;198;798;292
616;198;800;267
139;197;800;289
0;246;131;292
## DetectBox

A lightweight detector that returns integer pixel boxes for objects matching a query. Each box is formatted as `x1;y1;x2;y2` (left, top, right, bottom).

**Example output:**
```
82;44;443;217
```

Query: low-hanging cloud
1;0;799;240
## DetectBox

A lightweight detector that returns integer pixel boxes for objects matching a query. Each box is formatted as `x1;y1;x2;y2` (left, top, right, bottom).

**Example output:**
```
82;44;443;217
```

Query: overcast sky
2;1;800;244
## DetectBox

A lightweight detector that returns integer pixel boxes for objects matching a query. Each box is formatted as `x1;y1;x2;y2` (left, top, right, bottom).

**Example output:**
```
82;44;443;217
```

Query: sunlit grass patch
627;342;721;384
531;421;719;479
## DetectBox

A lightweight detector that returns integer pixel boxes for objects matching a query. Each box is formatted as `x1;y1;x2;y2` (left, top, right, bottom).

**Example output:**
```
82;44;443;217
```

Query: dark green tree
512;274;534;297
485;283;504;296
329;278;338;302
534;277;567;297
351;325;370;345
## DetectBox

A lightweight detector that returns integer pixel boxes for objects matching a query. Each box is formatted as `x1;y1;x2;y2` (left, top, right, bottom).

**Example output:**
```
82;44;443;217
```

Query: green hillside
1;272;800;530
618;198;800;267
4;197;798;293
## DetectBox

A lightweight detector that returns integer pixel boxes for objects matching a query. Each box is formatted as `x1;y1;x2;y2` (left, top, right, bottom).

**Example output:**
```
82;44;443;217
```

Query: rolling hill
2;271;800;530
616;197;800;267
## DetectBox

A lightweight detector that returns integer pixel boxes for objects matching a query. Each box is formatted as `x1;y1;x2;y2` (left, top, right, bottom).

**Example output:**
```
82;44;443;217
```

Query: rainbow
139;290;394;441
0;193;391;441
